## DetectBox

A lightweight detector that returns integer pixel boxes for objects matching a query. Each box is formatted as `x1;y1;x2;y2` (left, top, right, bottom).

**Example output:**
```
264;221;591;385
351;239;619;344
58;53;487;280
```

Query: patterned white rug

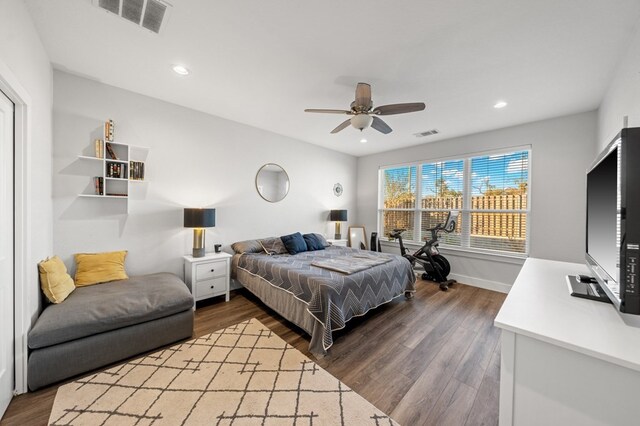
49;318;397;425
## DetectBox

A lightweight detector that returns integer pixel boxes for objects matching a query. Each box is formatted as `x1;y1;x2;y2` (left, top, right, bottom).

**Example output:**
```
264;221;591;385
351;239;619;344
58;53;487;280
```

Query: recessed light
494;101;508;109
172;65;190;76
360;138;367;144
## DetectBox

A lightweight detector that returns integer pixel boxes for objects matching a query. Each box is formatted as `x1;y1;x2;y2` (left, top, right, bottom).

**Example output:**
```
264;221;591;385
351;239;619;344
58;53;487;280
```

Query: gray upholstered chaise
27;273;194;390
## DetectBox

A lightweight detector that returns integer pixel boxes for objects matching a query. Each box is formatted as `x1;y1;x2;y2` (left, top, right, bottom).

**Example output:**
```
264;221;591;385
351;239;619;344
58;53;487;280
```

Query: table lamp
184;208;215;258
330;209;348;240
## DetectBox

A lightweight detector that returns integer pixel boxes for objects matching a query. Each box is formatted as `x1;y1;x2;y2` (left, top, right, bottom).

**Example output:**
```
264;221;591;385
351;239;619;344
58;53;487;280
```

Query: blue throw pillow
280;232;308;255
303;233;325;251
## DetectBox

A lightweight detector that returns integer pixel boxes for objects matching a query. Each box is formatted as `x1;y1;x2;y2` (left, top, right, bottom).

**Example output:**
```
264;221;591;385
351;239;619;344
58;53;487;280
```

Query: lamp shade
184;208;216;228
330;209;348;221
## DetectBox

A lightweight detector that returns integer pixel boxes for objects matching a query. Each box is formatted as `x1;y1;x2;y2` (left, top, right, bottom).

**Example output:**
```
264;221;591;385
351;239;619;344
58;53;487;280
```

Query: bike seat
389;229;406;238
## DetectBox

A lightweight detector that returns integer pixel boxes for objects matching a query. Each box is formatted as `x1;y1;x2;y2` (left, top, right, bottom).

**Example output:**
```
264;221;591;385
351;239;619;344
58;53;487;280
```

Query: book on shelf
94;139;104;158
129;161;145;180
94;177;104;195
106;162;127;179
105;142;118;160
104;119;114;142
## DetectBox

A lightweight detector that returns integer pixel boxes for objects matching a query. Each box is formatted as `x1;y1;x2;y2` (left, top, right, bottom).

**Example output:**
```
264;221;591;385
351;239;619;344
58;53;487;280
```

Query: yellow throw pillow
38;256;75;304
74;250;128;287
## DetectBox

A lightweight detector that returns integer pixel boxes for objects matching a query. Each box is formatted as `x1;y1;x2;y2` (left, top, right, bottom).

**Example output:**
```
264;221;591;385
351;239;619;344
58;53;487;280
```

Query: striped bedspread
236;246;415;353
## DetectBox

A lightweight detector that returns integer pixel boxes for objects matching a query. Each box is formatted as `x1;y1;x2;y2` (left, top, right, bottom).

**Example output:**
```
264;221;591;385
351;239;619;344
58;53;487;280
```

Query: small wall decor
333;183;343;197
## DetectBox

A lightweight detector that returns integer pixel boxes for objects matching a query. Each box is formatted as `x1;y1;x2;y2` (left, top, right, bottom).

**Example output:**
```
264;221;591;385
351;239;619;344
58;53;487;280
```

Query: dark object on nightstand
370;232;382;252
214;244;222;253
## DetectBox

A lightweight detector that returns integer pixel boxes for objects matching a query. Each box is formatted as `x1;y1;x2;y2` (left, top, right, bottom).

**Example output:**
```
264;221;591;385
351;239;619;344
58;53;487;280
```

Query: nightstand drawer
195;260;226;281
195;277;226;299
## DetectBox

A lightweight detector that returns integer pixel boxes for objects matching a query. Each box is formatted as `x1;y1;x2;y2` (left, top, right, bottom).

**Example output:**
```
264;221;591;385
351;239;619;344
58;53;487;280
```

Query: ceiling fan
304;82;426;134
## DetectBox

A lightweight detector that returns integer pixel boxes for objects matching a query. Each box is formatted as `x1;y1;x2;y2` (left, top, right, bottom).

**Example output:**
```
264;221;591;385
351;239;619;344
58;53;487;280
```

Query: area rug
49;318;397;425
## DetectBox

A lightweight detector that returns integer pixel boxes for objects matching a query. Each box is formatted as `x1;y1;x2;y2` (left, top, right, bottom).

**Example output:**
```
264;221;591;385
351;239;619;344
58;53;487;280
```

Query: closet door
0;89;15;417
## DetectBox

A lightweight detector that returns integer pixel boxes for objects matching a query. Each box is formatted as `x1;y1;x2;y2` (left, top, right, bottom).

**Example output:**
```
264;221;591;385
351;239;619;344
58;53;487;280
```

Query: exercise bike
388;211;459;291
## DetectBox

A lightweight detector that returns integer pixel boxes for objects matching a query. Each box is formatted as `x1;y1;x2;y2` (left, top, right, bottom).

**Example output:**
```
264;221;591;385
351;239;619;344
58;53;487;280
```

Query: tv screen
587;146;619;284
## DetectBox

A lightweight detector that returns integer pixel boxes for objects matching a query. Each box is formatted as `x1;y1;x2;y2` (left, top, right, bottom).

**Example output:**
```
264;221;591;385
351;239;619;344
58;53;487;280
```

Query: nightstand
327;239;348;247
183;252;232;305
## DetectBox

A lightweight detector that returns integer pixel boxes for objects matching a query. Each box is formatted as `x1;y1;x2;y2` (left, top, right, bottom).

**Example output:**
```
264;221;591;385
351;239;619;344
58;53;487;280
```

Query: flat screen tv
586;127;640;316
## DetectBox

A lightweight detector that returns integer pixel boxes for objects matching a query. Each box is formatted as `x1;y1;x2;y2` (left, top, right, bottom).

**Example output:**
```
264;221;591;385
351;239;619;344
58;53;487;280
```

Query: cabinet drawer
195;260;226;281
195;277;226;299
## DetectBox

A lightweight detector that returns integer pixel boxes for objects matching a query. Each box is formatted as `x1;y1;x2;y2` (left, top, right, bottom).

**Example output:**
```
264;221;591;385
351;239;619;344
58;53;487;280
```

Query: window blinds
379;149;530;255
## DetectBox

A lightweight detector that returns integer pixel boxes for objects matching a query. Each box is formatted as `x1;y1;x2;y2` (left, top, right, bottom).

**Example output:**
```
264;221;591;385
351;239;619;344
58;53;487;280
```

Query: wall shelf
77;121;148;202
78;155;103;161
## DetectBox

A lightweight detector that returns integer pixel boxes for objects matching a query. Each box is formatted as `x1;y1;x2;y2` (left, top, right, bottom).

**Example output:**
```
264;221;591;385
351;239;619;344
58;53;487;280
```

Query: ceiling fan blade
354;82;372;109
373;102;426;115
371;116;392;134
305;108;352;114
331;119;352;134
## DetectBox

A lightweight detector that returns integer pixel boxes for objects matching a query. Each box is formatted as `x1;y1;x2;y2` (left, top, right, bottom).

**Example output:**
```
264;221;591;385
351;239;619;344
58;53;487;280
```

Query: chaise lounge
27;273;194;390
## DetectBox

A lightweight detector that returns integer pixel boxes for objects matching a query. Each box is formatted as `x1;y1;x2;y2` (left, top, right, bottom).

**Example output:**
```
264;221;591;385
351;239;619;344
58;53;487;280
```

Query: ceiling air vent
414;129;440;137
96;0;171;34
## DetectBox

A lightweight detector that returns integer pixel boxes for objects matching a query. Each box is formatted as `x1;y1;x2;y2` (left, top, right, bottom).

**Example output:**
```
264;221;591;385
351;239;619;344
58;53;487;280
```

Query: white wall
598;20;640;150
0;1;53;323
52;71;356;278
357;111;597;291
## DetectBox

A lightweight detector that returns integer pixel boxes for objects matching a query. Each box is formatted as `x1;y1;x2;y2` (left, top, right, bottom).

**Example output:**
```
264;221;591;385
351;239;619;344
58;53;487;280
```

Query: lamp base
193;228;205;258
334;222;342;240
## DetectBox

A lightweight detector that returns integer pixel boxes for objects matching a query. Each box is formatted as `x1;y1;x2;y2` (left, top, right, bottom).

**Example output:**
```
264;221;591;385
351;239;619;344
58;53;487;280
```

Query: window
379;149;530;255
470;151;529;253
420;160;464;247
381;166;416;240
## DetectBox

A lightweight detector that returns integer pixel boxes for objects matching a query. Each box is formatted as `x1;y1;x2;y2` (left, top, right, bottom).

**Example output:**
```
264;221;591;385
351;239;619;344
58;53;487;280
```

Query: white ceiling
26;0;640;157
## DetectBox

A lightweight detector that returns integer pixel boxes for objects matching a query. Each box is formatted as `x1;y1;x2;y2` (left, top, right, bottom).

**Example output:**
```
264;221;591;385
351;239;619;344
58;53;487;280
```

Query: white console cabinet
495;258;640;426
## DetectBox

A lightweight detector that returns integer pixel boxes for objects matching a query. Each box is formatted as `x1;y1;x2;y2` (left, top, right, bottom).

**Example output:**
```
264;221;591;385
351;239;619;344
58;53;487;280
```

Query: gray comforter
236;246;415;353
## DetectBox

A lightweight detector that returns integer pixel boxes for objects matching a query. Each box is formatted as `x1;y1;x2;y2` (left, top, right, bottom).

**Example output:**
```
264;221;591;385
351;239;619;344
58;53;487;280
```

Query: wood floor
2;281;506;426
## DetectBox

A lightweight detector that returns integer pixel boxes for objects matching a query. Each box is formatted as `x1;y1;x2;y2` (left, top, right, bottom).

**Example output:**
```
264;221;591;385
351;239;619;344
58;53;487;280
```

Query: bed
231;237;416;357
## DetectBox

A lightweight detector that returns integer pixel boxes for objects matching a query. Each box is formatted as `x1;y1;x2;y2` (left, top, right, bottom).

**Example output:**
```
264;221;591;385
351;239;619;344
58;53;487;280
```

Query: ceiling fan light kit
351;114;373;131
305;82;426;136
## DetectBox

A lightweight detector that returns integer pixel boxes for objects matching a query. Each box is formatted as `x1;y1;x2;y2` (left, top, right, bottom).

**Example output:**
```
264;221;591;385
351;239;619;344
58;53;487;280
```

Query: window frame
378;146;532;257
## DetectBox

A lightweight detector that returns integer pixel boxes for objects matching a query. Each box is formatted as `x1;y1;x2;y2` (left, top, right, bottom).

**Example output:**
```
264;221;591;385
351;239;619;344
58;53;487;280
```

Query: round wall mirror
256;163;290;202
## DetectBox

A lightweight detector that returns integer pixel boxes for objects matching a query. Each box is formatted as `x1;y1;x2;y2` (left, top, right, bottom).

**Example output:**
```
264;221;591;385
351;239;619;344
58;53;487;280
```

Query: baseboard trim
448;273;511;294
